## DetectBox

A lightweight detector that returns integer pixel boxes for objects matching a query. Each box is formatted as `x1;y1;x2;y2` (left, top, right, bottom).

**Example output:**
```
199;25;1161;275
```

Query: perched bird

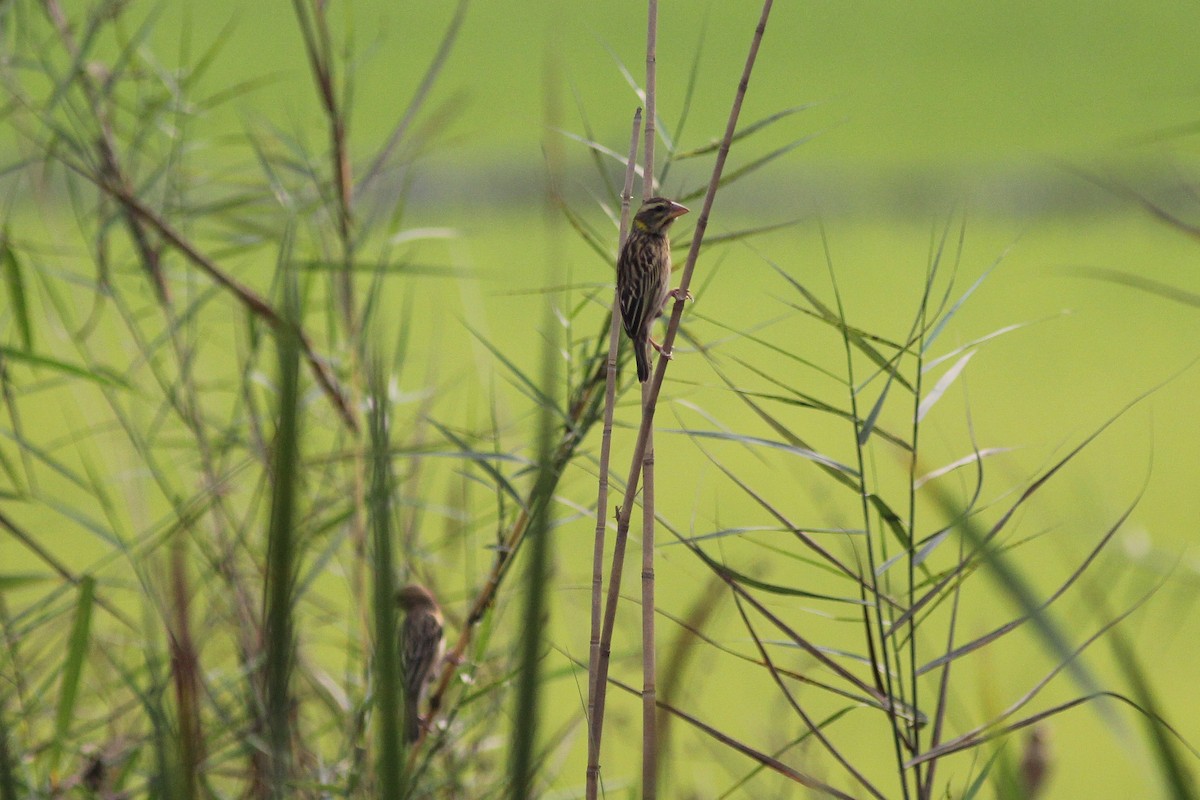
396;584;445;743
1018;725;1052;798
617;196;690;382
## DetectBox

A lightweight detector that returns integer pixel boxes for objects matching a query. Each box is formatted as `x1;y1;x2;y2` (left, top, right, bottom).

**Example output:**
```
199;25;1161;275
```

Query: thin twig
641;2;660;797
590;0;775;784
586;108;642;800
641;375;658;796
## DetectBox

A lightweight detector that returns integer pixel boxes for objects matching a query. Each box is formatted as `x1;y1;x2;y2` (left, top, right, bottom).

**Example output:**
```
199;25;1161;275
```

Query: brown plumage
617;197;689;381
396;584;445;743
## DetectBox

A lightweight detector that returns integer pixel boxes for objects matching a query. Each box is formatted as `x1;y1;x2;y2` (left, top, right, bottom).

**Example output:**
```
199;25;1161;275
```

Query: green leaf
0;573;52;592
0;234;31;352
0;347;129;388
50;576;95;776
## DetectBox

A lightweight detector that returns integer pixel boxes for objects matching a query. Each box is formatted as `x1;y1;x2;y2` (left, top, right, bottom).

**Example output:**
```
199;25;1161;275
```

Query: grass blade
0;234;31;352
263;282;302;797
50;575;95;778
367;358;404;794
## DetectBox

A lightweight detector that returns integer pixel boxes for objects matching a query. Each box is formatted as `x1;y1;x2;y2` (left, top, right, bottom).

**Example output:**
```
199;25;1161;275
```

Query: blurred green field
151;1;1200;170
5;1;1200;798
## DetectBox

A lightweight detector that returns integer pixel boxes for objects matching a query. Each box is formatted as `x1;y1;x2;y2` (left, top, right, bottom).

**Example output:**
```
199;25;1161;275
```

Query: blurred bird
396;584;445;743
1018;725;1052;798
617;197;690;382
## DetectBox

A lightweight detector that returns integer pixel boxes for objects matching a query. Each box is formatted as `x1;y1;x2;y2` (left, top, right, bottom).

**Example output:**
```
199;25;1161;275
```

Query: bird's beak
668;202;689;219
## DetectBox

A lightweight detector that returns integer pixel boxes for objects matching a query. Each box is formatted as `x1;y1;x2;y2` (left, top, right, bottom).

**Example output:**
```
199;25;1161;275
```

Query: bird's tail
635;341;650;382
404;695;420;743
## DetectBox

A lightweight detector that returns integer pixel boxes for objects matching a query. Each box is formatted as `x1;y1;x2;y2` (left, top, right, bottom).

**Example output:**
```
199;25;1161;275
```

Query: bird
617;196;690;382
1018;725;1052;798
396;583;445;743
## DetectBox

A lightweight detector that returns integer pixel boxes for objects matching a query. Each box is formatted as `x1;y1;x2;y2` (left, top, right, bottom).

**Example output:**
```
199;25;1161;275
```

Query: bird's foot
667;287;693;302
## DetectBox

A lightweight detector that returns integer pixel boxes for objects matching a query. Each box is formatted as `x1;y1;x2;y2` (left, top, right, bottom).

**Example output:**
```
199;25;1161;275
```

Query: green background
7;0;1200;797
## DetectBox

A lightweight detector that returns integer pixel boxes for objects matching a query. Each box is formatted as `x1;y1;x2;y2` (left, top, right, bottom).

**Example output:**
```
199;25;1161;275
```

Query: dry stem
588;0;775;792
585;108;643;799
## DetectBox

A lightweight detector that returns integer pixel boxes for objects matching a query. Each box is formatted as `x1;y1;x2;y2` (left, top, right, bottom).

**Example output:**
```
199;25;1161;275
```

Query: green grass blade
508;292;558;800
673;105;816;159
367;358;404;795
0;697;15;800
263;281;302;798
0;234;31;352
0;347;129;388
50;575;95;777
671;429;858;476
917;350;975;422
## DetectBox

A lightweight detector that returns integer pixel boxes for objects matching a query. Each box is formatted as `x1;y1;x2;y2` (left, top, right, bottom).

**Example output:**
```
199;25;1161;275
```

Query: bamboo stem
589;4;775;789
585;108;643;800
640;3;660;796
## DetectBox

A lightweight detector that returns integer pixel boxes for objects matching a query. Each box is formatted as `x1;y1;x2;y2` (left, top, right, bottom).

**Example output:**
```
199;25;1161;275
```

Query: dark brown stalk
168;539;201;800
590;0;774;784
585;108;642;800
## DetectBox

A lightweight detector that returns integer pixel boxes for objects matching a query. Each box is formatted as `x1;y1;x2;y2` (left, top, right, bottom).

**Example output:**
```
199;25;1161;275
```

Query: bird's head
396;584;438;612
632;197;689;235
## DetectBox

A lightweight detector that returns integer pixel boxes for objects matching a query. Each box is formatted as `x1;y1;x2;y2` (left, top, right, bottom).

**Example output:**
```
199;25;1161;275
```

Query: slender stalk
586;108;642;800
904;262;938;794
169;538;201;800
590;0;775;784
641;379;658;800
640;3;661;796
0;698;13;800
